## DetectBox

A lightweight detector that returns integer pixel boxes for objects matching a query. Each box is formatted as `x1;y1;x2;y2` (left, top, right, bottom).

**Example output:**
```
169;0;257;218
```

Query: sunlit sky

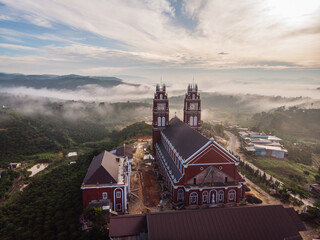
0;0;319;91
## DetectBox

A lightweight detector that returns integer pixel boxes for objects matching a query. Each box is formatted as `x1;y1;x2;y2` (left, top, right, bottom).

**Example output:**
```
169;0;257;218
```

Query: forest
0;120;151;240
0;98;151;166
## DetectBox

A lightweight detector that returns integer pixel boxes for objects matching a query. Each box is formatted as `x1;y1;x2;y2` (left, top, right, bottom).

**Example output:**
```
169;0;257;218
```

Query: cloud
23;14;53;28
0;14;14;20
0;43;36;51
0;83;154;102
0;0;319;78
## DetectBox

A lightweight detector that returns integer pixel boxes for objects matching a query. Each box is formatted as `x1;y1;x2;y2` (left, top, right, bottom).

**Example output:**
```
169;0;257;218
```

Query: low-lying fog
0;76;319;123
1;78;319;102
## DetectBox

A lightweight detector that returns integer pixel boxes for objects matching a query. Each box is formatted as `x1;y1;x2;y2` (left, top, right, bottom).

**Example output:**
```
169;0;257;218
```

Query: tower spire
183;83;201;132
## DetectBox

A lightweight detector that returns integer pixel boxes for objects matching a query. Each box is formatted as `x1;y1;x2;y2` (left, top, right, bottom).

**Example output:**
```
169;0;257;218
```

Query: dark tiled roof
285;207;306;231
156;142;182;180
162;117;209;159
146;205;306;240
83;151;119;185
109;214;147;238
114;144;133;159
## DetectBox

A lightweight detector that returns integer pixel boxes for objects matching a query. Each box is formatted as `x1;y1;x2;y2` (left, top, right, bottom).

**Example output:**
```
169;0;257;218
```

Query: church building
81;150;131;213
153;84;246;207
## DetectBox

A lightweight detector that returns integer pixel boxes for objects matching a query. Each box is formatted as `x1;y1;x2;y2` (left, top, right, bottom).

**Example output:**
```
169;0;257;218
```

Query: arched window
192;94;195;99
158;116;161;126
160;94;163;99
102;192;107;199
228;189;236;202
194;116;197;126
202;191;208;203
190;116;193;126
162;117;165;126
177;189;184;201
218;190;224;203
190;192;198;204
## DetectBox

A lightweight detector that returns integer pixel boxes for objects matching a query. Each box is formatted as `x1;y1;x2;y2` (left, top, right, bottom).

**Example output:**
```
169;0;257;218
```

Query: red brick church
153;84;246;207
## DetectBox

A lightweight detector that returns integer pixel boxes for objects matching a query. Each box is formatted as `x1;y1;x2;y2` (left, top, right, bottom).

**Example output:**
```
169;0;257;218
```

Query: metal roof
146;205;305;240
83;151;119;185
114;144;134;159
109;214;147;238
162;117;209;160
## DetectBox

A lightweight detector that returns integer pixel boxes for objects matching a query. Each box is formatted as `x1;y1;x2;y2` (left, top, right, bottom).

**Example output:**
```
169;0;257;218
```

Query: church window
116;191;121;198
190;116;193;126
228;190;236;201
190;192;198;204
192;94;195;99
158;116;161;126
177;189;184;201
218;190;224;202
194;116;197;125
102;192;108;199
162;117;165;126
202;191;208;203
160;94;163;99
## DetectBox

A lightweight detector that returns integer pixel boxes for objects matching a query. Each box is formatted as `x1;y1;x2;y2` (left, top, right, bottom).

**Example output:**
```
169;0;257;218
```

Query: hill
0;73;135;90
248;107;320;140
0;95;151;166
244;107;320;166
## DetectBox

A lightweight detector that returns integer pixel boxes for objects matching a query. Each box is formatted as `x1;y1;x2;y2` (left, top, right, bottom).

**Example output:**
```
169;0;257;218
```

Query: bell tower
152;83;169;154
184;83;201;132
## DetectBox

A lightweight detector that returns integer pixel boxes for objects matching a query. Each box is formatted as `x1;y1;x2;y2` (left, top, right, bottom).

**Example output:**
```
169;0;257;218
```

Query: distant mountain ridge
0;73;135;90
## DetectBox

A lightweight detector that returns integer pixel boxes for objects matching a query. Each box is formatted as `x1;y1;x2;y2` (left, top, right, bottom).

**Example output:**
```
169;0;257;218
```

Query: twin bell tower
152;83;201;153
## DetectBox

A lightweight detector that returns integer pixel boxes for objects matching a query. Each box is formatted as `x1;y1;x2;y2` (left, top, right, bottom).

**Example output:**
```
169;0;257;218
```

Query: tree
307;200;320;219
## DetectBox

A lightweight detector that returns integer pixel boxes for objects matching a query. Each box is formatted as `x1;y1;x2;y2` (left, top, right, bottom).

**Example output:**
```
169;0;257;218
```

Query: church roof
162;117;209;160
113;144;133;159
156;142;182;180
83;151;119;185
110;205;306;240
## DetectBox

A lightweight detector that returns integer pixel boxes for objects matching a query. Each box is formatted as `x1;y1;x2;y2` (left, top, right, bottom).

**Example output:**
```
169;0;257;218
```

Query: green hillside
244;107;320;166
0;119;152;239
248;107;320;140
0;97;151;166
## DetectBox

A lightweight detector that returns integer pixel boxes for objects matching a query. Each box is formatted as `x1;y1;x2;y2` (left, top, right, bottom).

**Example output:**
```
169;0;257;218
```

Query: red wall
180;164;237;185
173;187;242;206
82;186;125;212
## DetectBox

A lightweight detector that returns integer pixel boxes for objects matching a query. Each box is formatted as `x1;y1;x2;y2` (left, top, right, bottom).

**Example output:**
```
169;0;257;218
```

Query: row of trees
238;161;305;205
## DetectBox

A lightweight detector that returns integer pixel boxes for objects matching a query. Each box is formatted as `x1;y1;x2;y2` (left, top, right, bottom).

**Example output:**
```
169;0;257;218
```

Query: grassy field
247;157;318;188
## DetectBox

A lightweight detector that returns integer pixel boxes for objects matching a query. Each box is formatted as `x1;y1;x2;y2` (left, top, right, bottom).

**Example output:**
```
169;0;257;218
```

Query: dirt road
128;140;161;214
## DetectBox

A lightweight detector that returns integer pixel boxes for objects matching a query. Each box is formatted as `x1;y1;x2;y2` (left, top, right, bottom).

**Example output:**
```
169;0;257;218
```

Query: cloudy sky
0;0;319;93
